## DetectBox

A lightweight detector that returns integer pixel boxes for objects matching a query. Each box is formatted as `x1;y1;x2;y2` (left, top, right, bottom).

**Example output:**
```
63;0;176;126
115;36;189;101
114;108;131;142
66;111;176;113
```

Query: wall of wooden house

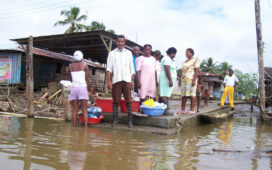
0;53;22;85
21;55;69;87
89;67;105;91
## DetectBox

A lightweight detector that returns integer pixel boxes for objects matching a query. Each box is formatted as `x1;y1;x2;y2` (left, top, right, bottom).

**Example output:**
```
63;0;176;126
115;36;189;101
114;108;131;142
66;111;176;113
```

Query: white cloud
0;0;271;73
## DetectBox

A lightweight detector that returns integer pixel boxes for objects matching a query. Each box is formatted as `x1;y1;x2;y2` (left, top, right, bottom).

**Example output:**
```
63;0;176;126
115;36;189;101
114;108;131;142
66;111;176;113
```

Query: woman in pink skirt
69;51;90;127
136;44;156;103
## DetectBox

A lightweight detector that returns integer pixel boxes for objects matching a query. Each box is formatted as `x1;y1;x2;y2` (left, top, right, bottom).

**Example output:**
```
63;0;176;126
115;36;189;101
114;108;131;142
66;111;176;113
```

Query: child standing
196;77;204;112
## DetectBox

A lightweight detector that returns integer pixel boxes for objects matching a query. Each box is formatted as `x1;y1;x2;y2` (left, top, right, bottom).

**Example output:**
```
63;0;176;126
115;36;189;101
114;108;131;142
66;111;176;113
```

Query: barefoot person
178;48;200;115
220;69;239;110
69;51;90;127
136;44;156;103
196;77;204;112
158;47;177;108
106;35;135;128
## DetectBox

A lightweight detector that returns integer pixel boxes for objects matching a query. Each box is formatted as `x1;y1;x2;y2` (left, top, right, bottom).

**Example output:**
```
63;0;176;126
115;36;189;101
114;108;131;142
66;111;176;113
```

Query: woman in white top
69;51;90;127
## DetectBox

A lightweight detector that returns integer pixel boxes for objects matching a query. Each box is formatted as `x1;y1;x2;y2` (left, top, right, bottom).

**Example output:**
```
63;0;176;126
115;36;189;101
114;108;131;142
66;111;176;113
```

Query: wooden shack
0;47;105;90
198;72;224;99
264;67;272;106
11;30;143;91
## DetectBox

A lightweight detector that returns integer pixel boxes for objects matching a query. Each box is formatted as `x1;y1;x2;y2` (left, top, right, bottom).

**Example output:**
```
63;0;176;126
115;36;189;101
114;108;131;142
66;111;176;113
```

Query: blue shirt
133;55;138;73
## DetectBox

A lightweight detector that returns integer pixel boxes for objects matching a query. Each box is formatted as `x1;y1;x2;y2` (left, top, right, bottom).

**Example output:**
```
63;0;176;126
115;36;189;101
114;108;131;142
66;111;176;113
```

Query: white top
70;63;87;87
106;48;135;84
156;60;161;83
224;74;239;87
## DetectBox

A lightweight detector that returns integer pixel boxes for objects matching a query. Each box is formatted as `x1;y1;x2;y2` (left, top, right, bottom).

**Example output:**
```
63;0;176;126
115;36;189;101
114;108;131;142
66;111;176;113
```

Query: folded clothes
87;106;102;118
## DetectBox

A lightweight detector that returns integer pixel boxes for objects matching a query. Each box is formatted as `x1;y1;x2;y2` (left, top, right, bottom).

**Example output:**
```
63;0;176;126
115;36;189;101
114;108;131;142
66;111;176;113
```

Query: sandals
177;110;185;115
185;111;196;115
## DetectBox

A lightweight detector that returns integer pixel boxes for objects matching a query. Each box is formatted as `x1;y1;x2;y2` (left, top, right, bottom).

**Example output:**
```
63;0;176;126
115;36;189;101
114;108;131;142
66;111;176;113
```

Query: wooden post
101;37;113;93
26;36;34;117
255;0;266;115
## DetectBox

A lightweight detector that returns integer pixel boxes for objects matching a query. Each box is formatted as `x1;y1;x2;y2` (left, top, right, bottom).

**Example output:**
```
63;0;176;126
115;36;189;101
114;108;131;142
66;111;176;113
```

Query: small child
89;87;99;106
196;77;204;112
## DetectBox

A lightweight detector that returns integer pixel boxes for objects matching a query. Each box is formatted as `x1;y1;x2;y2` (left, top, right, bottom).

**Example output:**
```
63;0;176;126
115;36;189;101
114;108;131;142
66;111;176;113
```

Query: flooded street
0;105;272;170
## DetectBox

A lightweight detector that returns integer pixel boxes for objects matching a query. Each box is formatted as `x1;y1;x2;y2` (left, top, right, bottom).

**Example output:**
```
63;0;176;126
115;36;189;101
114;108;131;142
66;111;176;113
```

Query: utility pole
26;36;34;117
254;0;266;116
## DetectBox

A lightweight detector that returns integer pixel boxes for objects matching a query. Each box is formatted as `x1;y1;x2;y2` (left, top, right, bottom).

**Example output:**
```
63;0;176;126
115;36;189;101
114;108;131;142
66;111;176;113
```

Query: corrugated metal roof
198;72;222;77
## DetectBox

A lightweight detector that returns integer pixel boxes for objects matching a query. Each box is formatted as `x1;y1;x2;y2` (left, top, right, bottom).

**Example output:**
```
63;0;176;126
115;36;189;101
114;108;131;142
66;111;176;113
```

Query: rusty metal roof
0;47;105;69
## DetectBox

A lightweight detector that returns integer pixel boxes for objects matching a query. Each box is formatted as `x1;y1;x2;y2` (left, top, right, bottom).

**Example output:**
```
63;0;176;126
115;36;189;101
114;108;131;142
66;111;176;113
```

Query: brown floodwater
0;106;272;170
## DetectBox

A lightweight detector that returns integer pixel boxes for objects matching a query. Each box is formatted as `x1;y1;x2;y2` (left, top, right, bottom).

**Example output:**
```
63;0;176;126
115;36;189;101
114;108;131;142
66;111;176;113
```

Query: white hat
73;50;83;61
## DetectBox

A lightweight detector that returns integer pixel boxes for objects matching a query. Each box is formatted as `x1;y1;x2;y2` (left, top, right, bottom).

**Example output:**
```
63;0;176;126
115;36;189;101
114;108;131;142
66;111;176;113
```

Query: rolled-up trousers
112;81;132;107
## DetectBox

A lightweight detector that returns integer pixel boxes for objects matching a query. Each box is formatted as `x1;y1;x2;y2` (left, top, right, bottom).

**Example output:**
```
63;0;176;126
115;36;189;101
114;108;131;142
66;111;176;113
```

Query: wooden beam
99;34;110;52
26;36;34;117
47;44;105;49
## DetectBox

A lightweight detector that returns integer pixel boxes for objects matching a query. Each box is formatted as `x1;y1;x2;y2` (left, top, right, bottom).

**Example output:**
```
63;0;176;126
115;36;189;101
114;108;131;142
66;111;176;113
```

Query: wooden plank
99;34;109;52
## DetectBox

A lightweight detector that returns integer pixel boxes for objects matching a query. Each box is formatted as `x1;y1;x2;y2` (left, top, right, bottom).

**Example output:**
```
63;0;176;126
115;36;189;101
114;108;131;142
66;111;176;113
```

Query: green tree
235;70;258;97
54;7;88;33
85;21;115;34
218;62;233;76
200;57;218;73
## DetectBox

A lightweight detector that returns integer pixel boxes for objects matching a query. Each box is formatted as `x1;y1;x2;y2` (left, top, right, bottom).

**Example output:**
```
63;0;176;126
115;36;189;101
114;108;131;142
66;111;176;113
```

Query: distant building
198;72;224;99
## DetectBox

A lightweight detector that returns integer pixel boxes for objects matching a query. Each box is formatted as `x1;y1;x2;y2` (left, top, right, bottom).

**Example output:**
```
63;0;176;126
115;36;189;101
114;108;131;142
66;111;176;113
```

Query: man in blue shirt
132;46;140;93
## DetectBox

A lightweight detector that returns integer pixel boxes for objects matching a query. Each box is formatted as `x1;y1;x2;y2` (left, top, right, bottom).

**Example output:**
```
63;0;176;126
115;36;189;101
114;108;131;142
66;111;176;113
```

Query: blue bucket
140;105;166;117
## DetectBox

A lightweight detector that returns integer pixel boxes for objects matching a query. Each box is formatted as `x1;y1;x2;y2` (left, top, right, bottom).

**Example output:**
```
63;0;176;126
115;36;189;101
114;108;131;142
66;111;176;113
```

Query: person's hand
192;79;196;87
130;81;134;90
138;82;141;89
107;81;112;90
169;80;173;87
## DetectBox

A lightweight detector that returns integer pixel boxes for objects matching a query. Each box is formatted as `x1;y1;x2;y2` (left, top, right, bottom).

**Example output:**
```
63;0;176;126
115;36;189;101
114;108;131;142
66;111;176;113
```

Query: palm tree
200;57;218;73
54;7;88;33
218;62;232;75
85;21;115;34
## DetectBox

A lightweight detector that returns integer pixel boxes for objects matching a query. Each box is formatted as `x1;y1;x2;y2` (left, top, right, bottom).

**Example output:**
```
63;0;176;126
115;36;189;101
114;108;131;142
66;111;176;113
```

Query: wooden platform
99;101;235;132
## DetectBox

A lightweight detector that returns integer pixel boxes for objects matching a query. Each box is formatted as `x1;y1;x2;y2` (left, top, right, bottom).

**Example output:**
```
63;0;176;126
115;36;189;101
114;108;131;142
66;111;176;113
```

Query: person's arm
84;64;90;92
137;70;141;89
106;53;113;90
136;57;141;89
129;53;135;90
192;68;199;87
107;71;112;90
223;77;227;88
164;65;173;87
131;74;134;90
155;71;158;86
234;76;239;88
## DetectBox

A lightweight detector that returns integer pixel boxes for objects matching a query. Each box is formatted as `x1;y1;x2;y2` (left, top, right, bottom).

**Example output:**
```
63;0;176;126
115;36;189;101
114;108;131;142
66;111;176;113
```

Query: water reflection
0;107;272;170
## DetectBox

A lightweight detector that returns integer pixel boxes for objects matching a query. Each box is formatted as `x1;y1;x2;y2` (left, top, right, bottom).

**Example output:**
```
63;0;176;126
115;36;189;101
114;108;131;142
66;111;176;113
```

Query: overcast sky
0;0;271;73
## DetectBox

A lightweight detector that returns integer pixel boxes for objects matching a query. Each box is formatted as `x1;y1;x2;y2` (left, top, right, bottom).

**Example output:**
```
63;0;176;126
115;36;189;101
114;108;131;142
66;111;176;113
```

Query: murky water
0;106;272;170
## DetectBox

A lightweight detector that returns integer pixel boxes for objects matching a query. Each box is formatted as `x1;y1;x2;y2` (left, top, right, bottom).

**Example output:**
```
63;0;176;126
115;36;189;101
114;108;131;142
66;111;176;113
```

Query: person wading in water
69;51;90;127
